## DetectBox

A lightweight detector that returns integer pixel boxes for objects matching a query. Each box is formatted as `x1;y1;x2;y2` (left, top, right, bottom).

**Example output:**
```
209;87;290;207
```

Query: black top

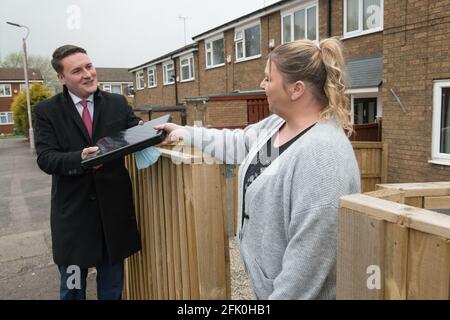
242;123;316;224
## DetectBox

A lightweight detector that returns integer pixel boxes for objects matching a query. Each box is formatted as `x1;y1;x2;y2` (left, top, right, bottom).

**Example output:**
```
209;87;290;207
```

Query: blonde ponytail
318;38;352;136
269;37;353;136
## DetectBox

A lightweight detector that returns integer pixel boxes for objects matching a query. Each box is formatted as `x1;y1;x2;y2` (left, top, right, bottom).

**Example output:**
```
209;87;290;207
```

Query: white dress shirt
68;91;94;120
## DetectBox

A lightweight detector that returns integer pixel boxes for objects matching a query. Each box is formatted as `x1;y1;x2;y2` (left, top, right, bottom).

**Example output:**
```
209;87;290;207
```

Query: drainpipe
171;55;179;105
327;0;332;37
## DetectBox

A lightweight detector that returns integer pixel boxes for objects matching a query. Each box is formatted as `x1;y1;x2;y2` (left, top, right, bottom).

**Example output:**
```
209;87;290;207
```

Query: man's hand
81;146;99;159
138;120;144;125
81;146;103;170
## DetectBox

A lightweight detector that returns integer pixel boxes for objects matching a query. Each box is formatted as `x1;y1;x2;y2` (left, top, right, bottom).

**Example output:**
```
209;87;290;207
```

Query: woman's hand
154;123;189;146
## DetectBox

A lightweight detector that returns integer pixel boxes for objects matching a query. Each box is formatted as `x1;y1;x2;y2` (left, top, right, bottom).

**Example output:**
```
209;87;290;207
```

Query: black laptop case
81;114;171;168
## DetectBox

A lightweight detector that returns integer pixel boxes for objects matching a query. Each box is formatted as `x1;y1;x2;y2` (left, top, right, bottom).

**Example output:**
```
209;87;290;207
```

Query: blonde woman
156;38;360;299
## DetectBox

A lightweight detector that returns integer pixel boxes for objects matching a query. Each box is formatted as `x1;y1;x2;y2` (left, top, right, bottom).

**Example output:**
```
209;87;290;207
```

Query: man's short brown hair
51;45;87;74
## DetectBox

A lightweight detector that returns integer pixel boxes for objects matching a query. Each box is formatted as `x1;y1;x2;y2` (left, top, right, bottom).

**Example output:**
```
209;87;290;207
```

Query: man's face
57;52;97;99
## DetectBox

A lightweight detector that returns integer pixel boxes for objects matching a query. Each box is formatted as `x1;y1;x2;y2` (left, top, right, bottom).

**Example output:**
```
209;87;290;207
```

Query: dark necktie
80;99;92;138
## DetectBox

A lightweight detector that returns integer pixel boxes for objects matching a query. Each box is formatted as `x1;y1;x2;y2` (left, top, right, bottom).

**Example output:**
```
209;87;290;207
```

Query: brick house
96;67;134;105
129;43;198;124
0;68;43;134
131;0;450;183
131;0;384;129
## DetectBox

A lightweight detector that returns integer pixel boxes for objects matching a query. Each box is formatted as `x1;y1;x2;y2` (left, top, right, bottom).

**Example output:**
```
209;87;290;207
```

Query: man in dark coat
34;45;142;300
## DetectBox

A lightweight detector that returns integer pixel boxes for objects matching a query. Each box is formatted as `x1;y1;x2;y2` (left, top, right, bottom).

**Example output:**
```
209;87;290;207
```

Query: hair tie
316;42;322;51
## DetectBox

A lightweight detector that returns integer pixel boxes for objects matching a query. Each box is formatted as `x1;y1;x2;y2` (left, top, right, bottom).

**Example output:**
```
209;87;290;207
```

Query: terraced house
130;0;450;183
0;68;43;134
96;67;134;105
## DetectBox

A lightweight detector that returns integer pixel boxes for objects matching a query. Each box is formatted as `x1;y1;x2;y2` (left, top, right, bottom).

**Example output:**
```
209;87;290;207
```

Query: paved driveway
0;138;95;299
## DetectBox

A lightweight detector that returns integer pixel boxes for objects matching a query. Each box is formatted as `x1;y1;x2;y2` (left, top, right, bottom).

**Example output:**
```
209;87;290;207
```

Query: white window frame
126;84;134;97
110;84;122;95
102;84;112;92
147;66;157;88
0;84;12;97
205;34;225;69
281;1;319;44
180;54;195;82
431;80;450;165
234;20;261;63
136;70;145;90
163;61;175;86
101;83;123;94
348;90;382;124
343;0;384;39
0;112;13;125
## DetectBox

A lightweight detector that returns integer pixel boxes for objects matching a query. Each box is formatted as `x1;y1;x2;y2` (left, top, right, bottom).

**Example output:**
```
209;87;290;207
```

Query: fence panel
123;148;231;300
338;182;450;299
352;142;388;193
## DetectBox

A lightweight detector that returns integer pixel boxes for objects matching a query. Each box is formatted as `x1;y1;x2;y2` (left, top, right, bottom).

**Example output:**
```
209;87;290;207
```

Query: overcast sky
0;0;280;68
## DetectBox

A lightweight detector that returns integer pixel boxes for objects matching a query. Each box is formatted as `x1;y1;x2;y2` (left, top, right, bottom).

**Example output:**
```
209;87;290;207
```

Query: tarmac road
0;138;254;300
0;138;96;300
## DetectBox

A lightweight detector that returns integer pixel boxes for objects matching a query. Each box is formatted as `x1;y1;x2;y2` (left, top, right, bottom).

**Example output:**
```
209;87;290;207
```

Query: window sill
0;123;14;126
147;85;157;89
163;83;175;86
341;28;383;40
428;159;450;166
206;64;225;70
235;54;262;64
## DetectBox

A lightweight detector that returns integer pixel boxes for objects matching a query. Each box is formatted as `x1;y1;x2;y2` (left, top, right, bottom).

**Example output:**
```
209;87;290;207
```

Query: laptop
81;114;171;168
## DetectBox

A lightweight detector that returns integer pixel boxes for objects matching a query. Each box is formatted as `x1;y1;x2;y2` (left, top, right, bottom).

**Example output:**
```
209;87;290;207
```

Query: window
147;67;157;88
432;81;450;164
163;61;175;85
344;0;383;37
102;84;111;92
353;98;377;124
136;71;144;90
20;83;31;92
0;84;12;97
281;3;318;43
235;22;261;61
126;84;134;96
111;84;121;94
102;83;122;94
180;55;194;82
0;112;13;125
205;36;225;68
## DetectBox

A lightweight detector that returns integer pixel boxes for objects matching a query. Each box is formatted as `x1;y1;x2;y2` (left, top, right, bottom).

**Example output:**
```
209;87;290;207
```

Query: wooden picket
351;142;388;193
123;148;231;300
122;140;390;299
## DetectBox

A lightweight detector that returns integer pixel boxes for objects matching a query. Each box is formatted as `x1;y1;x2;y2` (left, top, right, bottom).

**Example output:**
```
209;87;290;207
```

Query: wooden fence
123;148;230;300
338;182;450;299
123;140;389;298
352;142;388;193
247;99;270;124
350;121;382;142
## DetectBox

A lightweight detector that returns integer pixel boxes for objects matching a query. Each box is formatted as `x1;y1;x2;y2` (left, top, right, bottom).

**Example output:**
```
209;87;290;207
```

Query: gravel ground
229;238;255;300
